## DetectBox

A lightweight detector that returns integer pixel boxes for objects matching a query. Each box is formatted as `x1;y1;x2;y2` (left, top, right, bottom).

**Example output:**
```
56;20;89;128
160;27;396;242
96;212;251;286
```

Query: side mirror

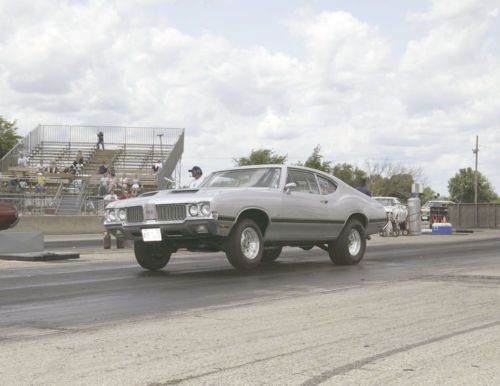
284;182;297;194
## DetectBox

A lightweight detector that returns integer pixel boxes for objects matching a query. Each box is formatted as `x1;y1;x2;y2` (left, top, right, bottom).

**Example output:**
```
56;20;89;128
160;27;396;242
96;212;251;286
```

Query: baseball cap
188;166;202;174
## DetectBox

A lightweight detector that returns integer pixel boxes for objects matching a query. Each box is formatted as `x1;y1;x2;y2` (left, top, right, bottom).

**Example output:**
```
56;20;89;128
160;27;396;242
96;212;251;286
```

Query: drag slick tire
134;240;171;271
262;247;283;263
329;219;366;265
226;219;263;270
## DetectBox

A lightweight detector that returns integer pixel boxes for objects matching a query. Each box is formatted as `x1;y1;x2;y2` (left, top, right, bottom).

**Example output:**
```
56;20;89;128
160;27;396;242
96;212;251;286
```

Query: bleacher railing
157;131;184;190
1;125;185;173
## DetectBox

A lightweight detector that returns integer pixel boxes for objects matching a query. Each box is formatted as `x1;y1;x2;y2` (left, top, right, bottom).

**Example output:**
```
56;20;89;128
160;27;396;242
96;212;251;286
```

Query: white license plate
141;228;162;242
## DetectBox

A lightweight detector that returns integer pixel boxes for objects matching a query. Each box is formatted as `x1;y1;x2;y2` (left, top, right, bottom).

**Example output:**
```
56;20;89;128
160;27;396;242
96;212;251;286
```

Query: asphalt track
1;237;499;329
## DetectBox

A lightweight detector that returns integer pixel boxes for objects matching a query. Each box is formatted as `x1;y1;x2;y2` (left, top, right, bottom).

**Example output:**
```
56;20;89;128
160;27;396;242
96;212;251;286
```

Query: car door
316;174;345;238
272;169;335;241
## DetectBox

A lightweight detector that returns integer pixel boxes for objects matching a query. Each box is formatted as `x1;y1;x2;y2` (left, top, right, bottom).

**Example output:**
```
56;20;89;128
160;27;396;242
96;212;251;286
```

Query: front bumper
105;218;233;241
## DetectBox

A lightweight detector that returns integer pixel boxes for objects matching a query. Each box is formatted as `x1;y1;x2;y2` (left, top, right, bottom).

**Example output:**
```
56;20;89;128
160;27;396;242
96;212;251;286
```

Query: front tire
225;219;263;270
134;240;171;271
262;247;282;263
329;219;366;265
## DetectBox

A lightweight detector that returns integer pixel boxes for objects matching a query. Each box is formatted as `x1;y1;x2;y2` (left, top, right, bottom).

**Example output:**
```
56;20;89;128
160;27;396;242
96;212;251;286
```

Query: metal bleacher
0;125;184;215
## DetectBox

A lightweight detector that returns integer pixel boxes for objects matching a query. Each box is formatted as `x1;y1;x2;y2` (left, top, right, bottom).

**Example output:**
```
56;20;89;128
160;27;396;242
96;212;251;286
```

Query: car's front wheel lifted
225;219;263;270
262;247;282;263
134;240;171;271
329;219;366;265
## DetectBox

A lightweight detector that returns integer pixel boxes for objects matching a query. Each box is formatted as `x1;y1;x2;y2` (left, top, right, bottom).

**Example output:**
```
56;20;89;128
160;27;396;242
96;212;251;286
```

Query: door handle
320;200;328;204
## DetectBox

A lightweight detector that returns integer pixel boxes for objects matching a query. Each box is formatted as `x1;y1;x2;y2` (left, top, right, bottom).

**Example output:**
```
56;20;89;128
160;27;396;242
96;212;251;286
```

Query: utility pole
473;135;479;204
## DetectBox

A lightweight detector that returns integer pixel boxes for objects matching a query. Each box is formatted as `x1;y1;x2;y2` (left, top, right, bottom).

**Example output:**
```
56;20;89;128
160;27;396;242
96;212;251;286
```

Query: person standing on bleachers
96;131;105;150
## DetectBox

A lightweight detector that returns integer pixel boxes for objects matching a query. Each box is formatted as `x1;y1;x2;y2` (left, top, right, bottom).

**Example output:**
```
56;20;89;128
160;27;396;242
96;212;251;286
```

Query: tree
421;186;437;204
331;163;367;188
0;116;21;159
234;149;287;166
448;167;497;203
301;145;332;173
364;160;426;200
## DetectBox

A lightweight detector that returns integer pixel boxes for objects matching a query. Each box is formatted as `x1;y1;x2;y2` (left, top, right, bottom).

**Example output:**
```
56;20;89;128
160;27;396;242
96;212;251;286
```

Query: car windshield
202;168;281;189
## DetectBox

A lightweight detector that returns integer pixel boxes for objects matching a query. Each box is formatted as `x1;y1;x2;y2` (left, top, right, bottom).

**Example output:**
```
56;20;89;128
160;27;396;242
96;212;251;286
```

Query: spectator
103;190;118;207
99;172;110;196
17;173;29;193
356;178;372;197
35;172;46;193
47;159;58;174
120;174;130;190
96;131;105;150
152;160;162;172
7;177;17;193
109;173;119;191
36;160;47;174
76;150;85;166
188;166;204;189
17;153;29;167
131;175;141;196
98;160;108;175
119;189;128;200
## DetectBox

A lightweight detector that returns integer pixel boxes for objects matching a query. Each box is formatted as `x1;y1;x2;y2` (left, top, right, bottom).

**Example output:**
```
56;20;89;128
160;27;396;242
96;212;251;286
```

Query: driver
188;166;204;189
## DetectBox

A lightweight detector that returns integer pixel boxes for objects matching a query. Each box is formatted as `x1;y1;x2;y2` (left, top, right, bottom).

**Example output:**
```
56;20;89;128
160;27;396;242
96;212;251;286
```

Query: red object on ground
0;202;19;231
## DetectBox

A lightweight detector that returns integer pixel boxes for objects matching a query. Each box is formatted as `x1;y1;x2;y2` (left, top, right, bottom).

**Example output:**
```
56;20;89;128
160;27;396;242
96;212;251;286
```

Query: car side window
286;170;320;194
317;175;337;195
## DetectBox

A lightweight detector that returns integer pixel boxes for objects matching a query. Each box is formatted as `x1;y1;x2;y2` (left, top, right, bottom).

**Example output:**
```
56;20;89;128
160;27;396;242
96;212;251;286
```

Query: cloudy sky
1;0;499;193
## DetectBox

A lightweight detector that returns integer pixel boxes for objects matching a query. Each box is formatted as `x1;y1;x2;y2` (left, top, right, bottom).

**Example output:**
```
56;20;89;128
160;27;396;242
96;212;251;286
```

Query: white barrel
407;197;421;236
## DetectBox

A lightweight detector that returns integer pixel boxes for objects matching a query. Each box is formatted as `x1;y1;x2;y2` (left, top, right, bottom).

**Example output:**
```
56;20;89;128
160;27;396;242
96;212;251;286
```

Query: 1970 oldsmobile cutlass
104;165;386;271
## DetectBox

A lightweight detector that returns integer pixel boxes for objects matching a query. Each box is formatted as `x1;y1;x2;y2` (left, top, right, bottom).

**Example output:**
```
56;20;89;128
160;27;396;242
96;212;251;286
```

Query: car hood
107;187;274;209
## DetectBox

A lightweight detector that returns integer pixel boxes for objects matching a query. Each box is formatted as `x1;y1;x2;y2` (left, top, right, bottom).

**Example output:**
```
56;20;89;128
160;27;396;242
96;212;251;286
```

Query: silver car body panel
104;165;386;244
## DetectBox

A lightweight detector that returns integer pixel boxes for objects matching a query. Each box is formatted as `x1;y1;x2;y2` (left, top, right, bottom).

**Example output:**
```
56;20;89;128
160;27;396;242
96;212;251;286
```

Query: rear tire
225;219;263;270
134;240;171;271
262;247;282;263
329;219;366;265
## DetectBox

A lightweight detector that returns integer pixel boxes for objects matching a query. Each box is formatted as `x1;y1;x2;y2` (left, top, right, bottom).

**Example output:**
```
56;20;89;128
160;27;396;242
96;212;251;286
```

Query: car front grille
126;206;144;223
156;204;186;221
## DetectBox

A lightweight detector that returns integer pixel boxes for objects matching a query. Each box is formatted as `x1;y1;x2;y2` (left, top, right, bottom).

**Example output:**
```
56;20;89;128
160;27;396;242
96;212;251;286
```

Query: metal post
473;135;479;204
157;133;164;160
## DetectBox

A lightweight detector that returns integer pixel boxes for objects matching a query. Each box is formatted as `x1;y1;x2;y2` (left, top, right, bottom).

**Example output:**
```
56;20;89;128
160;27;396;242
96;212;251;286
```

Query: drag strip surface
1;238;499;328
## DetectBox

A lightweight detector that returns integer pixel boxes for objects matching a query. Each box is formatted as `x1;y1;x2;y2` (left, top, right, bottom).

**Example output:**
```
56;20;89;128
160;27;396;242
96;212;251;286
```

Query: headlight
200;203;210;216
118;209;127;221
188;204;199;217
109;210;117;222
105;209;112;221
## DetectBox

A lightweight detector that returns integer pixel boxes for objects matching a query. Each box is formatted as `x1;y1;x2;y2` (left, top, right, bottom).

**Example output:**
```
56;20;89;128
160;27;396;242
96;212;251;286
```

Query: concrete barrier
4;215;104;235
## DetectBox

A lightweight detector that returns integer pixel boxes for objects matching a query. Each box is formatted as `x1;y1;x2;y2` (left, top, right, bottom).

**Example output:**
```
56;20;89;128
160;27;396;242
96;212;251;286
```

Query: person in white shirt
17;154;29;167
188;166;204;189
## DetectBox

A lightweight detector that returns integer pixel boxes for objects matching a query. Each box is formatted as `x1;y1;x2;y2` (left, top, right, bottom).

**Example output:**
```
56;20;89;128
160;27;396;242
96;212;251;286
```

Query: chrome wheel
348;228;361;256
241;227;260;260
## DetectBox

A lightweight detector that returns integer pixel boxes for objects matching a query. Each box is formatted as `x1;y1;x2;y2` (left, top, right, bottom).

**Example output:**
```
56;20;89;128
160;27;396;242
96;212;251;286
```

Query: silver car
104;165;386;271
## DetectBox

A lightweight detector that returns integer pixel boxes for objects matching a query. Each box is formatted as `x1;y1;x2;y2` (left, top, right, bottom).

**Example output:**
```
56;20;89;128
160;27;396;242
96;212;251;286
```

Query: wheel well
236;209;270;235
347;213;367;228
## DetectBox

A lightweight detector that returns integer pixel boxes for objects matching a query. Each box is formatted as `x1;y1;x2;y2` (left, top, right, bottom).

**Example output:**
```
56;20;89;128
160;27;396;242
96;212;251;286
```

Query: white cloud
0;1;499;194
